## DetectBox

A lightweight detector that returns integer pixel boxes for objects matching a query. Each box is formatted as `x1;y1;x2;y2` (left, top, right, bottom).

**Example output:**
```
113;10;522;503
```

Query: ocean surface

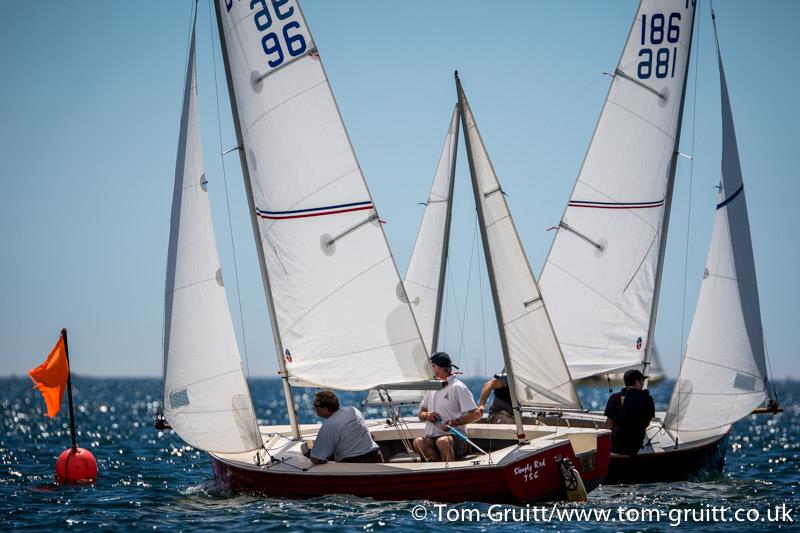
1;377;797;531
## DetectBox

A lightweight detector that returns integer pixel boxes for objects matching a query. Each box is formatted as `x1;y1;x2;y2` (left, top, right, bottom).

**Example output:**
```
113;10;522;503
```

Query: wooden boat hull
603;433;729;484
210;432;610;503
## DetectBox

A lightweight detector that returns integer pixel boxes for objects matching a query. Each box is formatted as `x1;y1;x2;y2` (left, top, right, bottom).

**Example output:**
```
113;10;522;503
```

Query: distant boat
539;0;780;483
160;0;609;503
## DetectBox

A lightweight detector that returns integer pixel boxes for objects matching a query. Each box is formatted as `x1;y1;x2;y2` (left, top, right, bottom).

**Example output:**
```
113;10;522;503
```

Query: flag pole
61;328;77;451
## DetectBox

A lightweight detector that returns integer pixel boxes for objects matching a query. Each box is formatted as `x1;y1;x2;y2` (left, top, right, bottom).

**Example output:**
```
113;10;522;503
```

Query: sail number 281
637;13;680;80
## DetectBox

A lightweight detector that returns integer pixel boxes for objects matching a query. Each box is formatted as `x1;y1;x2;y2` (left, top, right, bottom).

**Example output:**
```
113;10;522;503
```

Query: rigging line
763;335;780;405
455;217;480;367
677;0;702;434
208;0;250;377
477;221;487;379
443;256;450;353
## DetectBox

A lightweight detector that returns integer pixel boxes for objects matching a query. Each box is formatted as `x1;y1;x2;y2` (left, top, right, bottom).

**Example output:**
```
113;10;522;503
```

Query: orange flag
28;336;70;418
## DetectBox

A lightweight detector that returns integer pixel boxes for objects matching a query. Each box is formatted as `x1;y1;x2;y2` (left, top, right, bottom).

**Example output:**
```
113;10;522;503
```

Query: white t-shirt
310;406;378;462
420;375;478;437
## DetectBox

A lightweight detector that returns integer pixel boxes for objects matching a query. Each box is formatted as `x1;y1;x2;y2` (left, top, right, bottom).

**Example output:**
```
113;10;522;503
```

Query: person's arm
418;393;440;423
309;425;333;464
444;383;481;428
603;394;618;429
446;408;482;428
477;378;501;412
419;409;441;423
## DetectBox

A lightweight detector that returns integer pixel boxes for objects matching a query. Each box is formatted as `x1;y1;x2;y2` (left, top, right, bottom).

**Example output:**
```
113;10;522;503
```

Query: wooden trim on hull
604;433;729;484
211;433;610;503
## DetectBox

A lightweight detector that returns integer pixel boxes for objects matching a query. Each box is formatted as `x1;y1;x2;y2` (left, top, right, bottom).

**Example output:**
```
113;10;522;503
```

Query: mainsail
215;0;431;390
540;0;696;380
458;76;581;410
162;25;262;453
664;11;770;442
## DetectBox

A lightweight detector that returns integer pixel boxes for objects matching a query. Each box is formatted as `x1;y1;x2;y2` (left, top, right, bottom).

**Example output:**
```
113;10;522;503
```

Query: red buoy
55;447;98;484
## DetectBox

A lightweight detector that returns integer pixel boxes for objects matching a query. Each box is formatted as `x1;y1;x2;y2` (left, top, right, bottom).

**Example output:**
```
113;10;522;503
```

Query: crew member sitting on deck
603;369;655;456
413;352;482;462
478;372;515;424
309;390;384;464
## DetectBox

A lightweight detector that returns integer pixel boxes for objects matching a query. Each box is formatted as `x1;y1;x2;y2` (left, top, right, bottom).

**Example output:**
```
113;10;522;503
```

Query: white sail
459;81;580;410
664;15;769;443
540;0;696;380
216;0;431;390
162;27;262;453
404;105;459;353
367;107;459;407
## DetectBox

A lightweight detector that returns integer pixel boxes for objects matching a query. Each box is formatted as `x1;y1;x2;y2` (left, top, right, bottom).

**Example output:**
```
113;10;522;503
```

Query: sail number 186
638;13;680;80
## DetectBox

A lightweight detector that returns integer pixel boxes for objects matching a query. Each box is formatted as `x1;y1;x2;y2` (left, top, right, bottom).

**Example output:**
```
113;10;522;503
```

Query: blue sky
1;0;797;381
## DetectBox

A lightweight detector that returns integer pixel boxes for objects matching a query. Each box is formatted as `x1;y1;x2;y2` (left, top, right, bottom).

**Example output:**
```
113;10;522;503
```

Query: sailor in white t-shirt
413;352;482;462
309;390;384;464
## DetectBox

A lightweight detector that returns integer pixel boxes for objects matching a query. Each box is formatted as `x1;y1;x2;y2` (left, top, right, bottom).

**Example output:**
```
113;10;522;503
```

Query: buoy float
55;447;98;484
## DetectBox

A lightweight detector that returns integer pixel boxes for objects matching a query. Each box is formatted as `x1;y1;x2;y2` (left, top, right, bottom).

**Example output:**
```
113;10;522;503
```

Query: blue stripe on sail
716;185;743;210
568;196;665;209
256;201;372;216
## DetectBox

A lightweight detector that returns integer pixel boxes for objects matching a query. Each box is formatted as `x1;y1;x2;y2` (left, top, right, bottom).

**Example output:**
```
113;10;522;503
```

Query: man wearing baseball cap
603;369;656;456
413;352;482;462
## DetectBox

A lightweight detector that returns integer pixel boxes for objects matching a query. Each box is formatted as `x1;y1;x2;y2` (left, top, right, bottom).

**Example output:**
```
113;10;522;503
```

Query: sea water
1;377;797;531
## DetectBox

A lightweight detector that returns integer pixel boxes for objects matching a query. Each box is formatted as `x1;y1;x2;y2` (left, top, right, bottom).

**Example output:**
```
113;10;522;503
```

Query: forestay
217;0;431;390
459;85;580;410
162;27;262;453
664;15;769;443
540;0;696;380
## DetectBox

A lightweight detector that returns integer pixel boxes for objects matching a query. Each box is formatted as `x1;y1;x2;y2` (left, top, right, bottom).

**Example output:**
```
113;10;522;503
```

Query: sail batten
540;0;697;380
217;0;431;391
162;24;262;454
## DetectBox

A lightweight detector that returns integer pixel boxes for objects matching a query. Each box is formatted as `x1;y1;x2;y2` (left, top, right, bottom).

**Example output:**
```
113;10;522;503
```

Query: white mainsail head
540;0;696;380
216;0;431;390
162;26;262;453
458;77;581;410
664;12;770;443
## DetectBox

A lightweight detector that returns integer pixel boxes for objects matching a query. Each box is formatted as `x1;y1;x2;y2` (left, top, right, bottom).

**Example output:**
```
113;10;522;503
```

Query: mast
430;105;460;352
456;72;526;443
213;0;300;439
642;3;698;379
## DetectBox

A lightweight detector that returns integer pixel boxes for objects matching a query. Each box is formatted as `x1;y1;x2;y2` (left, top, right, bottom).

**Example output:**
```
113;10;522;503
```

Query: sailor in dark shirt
478;372;515;424
604;369;656;456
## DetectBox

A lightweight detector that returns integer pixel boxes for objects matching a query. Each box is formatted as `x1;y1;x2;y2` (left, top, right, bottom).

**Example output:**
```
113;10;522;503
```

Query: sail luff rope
207;0;250;377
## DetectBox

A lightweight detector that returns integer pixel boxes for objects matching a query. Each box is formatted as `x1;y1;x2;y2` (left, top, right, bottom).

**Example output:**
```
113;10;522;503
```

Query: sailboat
538;0;780;482
161;0;610;503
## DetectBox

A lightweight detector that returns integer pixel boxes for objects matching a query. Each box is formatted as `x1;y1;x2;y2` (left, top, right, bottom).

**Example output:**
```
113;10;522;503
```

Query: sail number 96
226;0;308;69
638;13;680;80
